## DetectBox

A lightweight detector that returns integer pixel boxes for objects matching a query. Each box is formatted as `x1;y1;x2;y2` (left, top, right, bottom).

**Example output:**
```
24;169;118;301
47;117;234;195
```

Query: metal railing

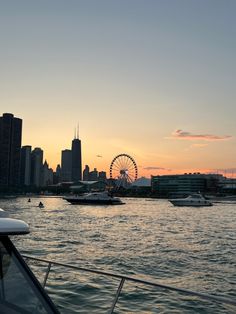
23;255;236;313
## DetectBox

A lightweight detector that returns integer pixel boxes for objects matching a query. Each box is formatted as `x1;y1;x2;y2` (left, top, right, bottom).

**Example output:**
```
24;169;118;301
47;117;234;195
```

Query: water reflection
0;197;236;313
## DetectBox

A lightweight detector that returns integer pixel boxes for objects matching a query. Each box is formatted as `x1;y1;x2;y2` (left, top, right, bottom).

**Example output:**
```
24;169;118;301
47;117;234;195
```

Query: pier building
151;173;222;198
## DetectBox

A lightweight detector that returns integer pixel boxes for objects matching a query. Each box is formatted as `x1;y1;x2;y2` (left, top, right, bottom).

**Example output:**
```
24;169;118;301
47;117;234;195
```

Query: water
0;197;236;313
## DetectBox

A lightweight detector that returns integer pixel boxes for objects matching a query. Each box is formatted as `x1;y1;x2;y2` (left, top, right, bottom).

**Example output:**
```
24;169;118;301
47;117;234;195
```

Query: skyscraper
31;147;43;187
89;168;98;181
83;165;90;181
20;145;32;186
71;128;82;182
42;160;53;186
61;149;72;182
54;164;61;183
0;113;22;188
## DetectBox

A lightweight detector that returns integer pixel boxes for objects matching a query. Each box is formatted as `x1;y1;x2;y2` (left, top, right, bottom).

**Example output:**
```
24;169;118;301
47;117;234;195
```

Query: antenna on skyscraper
74;127;76;139
77;122;79;139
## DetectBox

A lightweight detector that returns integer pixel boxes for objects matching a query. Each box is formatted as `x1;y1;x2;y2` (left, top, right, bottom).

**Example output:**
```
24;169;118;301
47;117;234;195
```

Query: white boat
169;193;213;207
0;211;59;313
64;191;125;205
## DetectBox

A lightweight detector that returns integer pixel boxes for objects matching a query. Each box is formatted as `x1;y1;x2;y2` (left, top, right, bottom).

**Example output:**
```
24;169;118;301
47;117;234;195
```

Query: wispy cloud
96;155;103;158
169;129;232;141
213;168;236;173
191;143;208;148
143;166;171;171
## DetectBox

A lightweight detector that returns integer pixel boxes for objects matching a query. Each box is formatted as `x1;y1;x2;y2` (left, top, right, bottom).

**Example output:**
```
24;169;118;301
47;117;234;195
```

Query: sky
1;0;236;178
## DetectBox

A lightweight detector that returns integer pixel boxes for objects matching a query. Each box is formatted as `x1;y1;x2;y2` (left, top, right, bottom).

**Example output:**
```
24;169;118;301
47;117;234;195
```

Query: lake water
0;197;236;313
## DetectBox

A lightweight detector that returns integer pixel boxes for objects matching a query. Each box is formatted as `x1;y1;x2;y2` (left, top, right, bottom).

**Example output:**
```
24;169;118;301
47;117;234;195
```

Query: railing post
22;255;236;308
108;277;125;314
43;262;52;288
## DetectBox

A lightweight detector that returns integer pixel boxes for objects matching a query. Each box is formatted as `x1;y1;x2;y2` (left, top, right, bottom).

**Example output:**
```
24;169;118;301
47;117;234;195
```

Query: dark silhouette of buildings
89;168;98;181
42;160;53;186
82;165;107;182
61;149;72;182
54;164;61;184
60;128;82;183
20;145;32;186
71;135;82;182
20;145;54;188
0;113;22;188
151;173;222;198
31;147;43;187
83;165;90;181
98;171;107;181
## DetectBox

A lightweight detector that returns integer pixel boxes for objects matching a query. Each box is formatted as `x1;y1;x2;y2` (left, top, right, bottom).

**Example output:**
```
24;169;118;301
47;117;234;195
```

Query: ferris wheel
110;154;138;188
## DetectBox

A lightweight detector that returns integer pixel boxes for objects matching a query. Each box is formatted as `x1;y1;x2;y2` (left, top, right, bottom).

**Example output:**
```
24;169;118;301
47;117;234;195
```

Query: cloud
191;143;208;148
96;155;103;158
213;168;236;173
143;166;171;171
170;129;232;141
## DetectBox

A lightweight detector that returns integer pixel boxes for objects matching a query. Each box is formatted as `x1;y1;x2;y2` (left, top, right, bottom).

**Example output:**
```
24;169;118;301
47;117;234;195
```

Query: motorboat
0;211;59;313
169;193;213;207
64;191;125;205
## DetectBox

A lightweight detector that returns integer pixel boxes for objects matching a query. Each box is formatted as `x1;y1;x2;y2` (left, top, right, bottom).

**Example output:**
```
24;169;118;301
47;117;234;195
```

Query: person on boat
38;201;44;207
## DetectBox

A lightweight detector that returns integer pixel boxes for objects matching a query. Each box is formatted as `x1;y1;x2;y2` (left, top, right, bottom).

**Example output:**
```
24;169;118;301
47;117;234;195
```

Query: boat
64;191;125;205
0;195;17;199
169;193;213;207
0;212;59;313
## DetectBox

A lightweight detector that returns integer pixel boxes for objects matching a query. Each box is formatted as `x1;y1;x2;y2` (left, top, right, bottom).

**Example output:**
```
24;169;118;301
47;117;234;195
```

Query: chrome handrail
23;254;236;312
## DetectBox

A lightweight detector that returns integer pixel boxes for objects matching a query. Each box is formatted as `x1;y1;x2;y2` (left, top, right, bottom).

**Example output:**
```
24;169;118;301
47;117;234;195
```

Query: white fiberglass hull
169;199;212;207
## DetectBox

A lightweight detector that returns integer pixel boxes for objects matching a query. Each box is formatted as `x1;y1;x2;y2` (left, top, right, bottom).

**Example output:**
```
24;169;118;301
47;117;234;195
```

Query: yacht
169;193;213;207
64;191;125;205
0;214;59;313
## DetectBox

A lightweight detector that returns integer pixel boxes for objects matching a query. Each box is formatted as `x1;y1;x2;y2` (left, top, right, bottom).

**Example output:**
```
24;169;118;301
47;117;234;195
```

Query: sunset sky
1;1;236;178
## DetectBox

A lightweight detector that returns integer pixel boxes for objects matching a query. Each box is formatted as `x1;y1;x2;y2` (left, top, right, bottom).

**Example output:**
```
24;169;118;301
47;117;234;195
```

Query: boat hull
64;198;124;205
169;200;212;207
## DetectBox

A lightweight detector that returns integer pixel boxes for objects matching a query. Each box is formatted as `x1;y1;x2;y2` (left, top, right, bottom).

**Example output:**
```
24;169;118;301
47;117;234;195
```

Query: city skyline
9;112;235;179
1;1;236;177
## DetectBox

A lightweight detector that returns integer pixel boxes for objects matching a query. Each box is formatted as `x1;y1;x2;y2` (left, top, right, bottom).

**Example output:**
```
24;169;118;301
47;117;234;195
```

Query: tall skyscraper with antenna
71;125;82;182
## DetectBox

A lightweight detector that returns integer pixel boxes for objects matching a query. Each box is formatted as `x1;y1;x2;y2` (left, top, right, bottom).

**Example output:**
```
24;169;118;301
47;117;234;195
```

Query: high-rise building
42;160;53;186
89;168;98;181
31;147;43;187
83;165;90;181
54;164;61;183
71;131;82;182
98;171;107;181
20;145;32;186
61;149;72;182
0;113;22;188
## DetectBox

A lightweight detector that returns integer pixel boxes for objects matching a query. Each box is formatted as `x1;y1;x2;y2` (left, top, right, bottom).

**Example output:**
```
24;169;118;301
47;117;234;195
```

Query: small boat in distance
169;193;213;207
64;191;125;205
